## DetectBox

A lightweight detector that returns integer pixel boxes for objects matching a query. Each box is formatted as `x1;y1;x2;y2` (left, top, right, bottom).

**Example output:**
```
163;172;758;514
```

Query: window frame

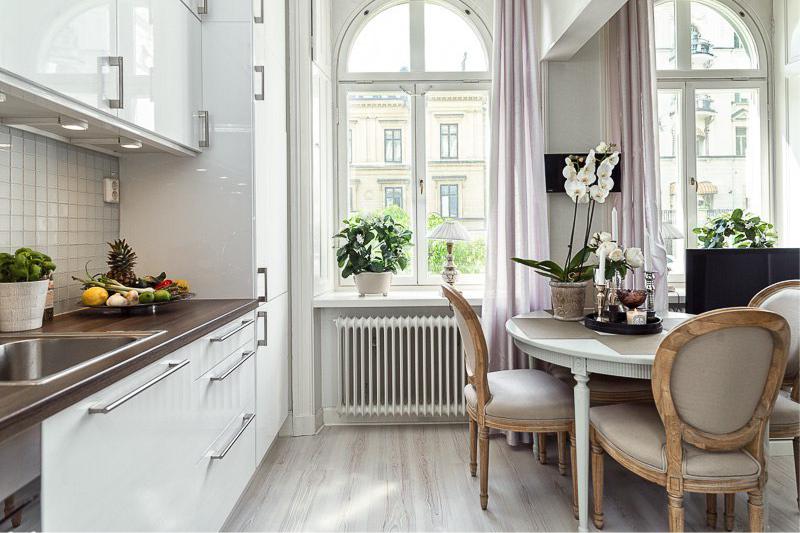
439;123;459;159
655;0;771;285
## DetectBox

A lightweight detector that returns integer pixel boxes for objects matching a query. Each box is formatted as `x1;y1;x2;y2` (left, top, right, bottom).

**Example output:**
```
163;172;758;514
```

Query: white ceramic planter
353;272;393;296
0;280;50;332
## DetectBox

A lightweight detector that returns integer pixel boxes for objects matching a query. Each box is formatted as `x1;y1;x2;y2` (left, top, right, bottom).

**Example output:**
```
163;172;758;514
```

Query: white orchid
595;142;610;153
597;177;614;191
577;166;596;186
609;247;624;262
589;184;608;203
596;159;614;180
608;151;620;166
625;247;644;268
585;149;596;168
563;164;577;180
565;179;588;202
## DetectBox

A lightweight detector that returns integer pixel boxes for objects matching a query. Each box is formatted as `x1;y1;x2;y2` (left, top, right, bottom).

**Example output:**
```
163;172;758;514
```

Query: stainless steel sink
0;332;161;385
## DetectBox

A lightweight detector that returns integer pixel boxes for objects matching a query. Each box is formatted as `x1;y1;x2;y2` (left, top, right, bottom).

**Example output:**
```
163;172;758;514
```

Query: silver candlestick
594;283;607;322
644;271;656;317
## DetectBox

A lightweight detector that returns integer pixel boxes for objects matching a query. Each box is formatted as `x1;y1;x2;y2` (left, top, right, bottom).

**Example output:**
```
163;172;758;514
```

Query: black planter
686;247;800;314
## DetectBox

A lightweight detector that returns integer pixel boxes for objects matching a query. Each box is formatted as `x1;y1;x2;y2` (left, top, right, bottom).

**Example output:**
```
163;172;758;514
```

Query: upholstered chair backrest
652;308;790;454
441;285;490;415
750;280;800;381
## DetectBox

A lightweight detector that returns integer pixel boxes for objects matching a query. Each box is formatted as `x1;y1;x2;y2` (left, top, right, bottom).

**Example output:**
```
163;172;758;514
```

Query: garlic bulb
106;293;128;307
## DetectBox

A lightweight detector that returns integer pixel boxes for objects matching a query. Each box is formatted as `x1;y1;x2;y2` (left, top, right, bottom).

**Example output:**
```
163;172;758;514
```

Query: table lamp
427;220;472;287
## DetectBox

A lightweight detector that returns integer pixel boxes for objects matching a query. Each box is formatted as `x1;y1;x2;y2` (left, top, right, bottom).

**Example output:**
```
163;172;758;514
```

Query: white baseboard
278;412;293;437
770;438;795;457
292;409;324;436
323;407;467;426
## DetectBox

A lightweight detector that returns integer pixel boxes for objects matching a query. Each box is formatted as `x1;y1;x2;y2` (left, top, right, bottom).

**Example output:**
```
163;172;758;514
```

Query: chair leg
667;491;684;533
706;494;717;529
557;431;568;476
794;437;799;510
479;426;489;510
537;433;547;464
570;432;578;520
724;493;735;531
590;428;605;530
469;417;477;477
4;495;21;528
747;489;763;532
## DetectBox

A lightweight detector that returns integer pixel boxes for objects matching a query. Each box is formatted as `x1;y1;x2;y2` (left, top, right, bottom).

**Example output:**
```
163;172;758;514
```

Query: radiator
334;316;466;418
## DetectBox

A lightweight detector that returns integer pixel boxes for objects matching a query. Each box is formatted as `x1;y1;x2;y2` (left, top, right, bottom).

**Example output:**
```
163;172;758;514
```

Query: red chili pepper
155;279;173;290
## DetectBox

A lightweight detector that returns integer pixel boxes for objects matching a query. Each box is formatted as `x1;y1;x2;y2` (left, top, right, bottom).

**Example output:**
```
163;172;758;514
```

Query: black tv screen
544;153;622;193
686;248;800;314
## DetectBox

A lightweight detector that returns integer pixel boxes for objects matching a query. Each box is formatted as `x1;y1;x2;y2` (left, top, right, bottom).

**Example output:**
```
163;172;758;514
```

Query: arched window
654;0;768;279
336;1;491;286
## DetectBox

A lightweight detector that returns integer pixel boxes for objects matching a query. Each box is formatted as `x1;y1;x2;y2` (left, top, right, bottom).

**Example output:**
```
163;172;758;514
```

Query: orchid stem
578;201;596;274
564;199;579;277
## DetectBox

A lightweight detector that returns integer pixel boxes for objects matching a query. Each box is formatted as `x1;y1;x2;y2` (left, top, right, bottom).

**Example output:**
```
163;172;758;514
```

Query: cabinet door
255;292;290;462
117;0;203;149
41;348;194;531
254;0;289;301
0;0;119;113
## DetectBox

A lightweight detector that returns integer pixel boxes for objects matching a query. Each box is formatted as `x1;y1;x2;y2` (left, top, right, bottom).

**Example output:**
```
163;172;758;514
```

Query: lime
154;289;171;302
139;291;155;304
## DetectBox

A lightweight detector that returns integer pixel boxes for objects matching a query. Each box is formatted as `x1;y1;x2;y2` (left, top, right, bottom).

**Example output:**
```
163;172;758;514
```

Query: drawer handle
210;319;255;342
210;350;255;381
257;310;268;347
257;267;268;302
211;413;255;460
88;359;189;414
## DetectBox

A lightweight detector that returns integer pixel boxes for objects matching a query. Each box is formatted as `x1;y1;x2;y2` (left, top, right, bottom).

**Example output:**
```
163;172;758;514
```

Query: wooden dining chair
441;284;577;511
589;307;790;532
712;280;800;529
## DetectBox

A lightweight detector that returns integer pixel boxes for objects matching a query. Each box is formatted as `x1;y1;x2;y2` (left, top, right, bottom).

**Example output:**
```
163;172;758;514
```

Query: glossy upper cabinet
117;0;203;149
0;0;120;112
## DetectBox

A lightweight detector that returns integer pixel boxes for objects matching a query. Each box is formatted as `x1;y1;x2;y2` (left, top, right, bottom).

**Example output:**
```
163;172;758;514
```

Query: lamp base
440;241;460;287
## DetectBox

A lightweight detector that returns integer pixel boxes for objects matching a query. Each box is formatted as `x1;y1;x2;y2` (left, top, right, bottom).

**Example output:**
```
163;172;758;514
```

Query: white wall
538;0;627;60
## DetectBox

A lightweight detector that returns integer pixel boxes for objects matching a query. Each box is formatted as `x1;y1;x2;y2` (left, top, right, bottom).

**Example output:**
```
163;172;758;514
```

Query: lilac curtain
606;0;669;311
482;0;550;445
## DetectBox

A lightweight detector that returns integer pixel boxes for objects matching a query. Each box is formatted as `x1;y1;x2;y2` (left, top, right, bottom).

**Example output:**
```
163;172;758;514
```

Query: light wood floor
223;424;800;532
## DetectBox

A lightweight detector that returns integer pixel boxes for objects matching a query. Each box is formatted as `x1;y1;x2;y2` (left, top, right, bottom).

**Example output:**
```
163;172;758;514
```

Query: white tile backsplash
0;126;120;314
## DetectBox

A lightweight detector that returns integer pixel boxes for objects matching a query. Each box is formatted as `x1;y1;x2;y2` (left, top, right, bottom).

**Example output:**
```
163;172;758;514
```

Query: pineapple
106;239;138;286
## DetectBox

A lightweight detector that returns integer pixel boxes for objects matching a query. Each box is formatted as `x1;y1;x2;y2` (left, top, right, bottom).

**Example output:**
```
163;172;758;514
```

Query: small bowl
616;289;647;310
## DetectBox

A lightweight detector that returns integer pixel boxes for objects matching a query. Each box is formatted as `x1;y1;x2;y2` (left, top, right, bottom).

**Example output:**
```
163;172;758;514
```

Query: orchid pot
549;280;590;321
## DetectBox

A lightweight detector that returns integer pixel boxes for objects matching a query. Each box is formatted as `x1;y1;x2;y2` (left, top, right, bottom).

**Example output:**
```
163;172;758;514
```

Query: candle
611;207;618;243
627;308;647;325
596;247;607;284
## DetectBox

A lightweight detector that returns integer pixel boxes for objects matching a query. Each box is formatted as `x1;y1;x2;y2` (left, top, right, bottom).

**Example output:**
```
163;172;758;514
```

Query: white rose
597;177;614;191
565;179;587;202
595;142;609;153
589;237;598;248
599;240;617;256
562;164;577;180
589;185;608;203
609;247;624;262
625;247;644;268
599;232;612;242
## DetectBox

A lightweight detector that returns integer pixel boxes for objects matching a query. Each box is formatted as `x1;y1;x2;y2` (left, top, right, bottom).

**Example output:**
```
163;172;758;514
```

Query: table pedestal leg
573;366;590;532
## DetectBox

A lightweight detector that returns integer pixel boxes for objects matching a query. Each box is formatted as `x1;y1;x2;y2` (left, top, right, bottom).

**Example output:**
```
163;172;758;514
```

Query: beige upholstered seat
589;308;790;532
771;392;800;431
465;369;574;424
591;403;760;481
441;285;577;512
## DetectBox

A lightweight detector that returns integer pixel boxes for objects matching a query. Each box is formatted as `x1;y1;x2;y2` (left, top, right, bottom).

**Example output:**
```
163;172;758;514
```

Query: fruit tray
583;313;663;335
81;293;195;313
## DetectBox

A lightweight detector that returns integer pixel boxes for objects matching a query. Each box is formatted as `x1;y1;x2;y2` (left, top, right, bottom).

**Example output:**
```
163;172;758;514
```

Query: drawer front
193;313;255;380
41;347;194;531
188;347;256;460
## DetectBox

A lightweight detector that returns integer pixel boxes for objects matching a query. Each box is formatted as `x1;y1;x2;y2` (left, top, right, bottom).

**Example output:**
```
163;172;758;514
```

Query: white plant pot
353;272;393;296
0;280;50;332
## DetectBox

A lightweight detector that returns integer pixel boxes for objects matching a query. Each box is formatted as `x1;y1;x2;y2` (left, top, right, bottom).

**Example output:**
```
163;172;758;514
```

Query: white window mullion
684;82;698;243
675;0;692;71
413;85;428;284
409;0;425;73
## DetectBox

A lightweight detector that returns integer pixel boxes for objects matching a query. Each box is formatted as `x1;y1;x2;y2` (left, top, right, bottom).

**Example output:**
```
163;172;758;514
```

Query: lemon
82;287;109;306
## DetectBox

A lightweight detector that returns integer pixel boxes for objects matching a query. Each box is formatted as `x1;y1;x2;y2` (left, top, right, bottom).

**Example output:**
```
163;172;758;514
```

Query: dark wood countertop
0;298;258;444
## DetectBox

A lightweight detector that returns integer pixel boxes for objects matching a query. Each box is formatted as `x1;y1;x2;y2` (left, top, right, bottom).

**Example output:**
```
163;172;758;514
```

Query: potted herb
334;214;412;296
693;209;777;248
0;248;57;331
512;143;620;320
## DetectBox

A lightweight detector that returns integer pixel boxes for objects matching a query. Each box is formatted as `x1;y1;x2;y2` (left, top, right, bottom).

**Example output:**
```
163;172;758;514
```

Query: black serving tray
583;313;663;335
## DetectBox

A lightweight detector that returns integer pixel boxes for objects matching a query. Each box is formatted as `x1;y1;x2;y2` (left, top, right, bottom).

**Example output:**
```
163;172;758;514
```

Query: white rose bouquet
588;231;643;281
513;142;620;282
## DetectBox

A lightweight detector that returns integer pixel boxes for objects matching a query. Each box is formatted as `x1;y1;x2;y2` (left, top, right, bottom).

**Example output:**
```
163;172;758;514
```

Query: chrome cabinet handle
257;267;268;302
210;319;255;342
254;66;265;101
210;351;255;381
257;311;268;347
105;56;124;109
254;0;264;23
89;360;189;414
211;413;255;459
198;110;209;148
197;0;208;15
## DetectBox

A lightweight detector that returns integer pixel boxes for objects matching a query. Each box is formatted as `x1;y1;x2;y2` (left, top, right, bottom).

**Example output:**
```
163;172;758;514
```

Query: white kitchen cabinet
0;0;120;113
117;0;203;149
255;291;290;462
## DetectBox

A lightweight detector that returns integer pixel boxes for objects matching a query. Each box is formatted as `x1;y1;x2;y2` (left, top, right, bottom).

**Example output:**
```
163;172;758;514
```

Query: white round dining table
506;310;694;532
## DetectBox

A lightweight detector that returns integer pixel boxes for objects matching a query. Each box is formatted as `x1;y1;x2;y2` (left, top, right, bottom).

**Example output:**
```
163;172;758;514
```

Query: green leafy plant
334;214;412;278
0;248;56;282
693;209;777;249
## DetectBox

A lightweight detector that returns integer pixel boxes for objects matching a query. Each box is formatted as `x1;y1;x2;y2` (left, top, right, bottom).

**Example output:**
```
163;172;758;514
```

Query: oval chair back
651;307;790;478
441;284;490;424
750;280;800;393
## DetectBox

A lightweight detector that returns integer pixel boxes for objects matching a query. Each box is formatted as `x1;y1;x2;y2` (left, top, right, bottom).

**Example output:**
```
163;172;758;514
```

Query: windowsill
313;287;484;308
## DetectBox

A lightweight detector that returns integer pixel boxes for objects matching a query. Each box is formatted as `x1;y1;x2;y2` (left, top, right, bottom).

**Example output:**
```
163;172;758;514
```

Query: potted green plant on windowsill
0;248;57;331
693;209;777;249
334;214;412;296
512;142;620;320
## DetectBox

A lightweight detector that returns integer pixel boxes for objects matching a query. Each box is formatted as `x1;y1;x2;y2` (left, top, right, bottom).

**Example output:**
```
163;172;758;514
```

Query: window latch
419;178;425;195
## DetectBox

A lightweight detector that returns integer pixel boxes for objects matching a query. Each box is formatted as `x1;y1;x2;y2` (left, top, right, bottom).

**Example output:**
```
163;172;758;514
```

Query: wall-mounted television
544;153;623;193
